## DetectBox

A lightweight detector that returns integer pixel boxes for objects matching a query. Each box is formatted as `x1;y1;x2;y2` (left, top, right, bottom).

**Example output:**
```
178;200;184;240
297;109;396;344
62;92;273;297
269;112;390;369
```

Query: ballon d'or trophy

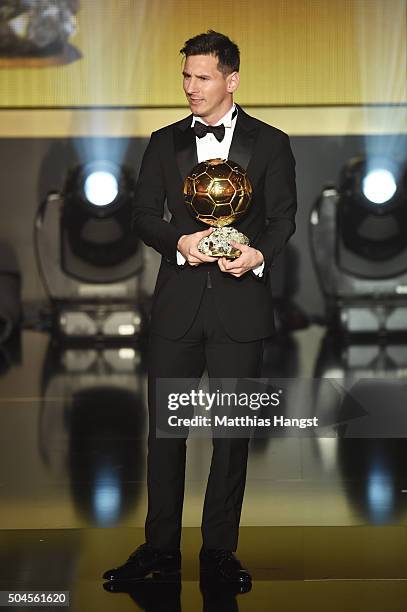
183;159;253;259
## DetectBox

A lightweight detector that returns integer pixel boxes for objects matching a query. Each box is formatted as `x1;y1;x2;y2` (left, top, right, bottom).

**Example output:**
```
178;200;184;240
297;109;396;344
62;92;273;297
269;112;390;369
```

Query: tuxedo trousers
145;281;264;552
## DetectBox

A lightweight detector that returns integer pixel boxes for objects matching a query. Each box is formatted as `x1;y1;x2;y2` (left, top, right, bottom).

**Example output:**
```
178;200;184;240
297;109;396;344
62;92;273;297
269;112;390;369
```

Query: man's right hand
177;228;217;266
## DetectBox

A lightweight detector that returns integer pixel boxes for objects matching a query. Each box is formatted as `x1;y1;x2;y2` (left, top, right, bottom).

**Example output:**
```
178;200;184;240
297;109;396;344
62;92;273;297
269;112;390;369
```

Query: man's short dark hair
180;30;240;76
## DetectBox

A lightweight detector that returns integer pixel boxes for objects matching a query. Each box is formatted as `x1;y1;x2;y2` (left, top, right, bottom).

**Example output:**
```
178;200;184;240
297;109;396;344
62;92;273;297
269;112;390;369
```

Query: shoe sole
200;568;251;584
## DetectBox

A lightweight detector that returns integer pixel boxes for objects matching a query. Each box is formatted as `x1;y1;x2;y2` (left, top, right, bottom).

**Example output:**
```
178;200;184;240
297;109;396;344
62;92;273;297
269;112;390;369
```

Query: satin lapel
228;104;259;171
174;115;198;181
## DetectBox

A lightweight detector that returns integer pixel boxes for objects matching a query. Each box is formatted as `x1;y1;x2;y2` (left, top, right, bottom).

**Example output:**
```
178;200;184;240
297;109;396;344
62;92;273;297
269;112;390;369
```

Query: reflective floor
1;327;407;611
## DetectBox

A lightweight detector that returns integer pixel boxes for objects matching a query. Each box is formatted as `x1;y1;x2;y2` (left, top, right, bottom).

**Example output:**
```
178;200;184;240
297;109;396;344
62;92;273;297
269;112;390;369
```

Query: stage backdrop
0;0;406;108
0;0;406;311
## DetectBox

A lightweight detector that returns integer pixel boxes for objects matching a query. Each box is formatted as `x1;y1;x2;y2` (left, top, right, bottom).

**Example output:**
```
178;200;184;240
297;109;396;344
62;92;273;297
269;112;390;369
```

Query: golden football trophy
183;159;253;259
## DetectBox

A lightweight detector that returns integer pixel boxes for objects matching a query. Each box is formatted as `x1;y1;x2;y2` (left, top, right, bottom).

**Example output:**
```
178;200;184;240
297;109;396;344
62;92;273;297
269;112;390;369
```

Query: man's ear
227;71;240;93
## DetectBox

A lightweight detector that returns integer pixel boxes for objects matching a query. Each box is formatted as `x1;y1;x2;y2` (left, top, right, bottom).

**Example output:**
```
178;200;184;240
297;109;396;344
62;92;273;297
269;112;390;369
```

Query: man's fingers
230;240;248;251
199;227;214;236
229;269;246;277
218;258;227;273
187;249;217;265
222;257;245;271
190;247;217;262
189;255;217;263
218;257;248;276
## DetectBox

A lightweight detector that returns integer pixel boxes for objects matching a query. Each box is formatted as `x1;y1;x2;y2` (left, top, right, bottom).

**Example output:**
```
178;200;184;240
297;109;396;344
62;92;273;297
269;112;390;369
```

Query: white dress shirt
192;103;237;163
177;103;264;276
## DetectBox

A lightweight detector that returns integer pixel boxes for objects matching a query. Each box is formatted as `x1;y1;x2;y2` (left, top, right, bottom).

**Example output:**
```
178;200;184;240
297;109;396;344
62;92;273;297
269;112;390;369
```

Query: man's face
182;54;239;124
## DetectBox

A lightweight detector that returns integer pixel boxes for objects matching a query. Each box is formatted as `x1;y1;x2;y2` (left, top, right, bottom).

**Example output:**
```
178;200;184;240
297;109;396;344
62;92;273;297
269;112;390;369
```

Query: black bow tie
193;122;225;142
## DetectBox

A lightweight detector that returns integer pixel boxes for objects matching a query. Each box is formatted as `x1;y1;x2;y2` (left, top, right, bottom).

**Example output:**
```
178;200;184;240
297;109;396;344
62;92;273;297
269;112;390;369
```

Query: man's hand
218;242;264;277
177;228;218;266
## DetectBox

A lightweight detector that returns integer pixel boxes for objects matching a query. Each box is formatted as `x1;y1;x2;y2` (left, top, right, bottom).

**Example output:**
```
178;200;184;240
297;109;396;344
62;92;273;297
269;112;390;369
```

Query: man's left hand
217;242;264;277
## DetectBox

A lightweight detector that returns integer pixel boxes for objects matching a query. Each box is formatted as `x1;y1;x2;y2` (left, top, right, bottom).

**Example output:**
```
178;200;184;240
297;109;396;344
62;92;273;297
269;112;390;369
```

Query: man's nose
186;78;199;94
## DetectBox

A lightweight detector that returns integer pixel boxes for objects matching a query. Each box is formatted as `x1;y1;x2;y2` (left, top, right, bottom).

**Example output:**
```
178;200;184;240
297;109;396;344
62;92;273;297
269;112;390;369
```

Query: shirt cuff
252;262;265;277
176;250;187;266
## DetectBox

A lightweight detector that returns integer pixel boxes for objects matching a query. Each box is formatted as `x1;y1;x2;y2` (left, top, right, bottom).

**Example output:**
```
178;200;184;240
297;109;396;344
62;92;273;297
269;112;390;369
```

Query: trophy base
198;227;250;259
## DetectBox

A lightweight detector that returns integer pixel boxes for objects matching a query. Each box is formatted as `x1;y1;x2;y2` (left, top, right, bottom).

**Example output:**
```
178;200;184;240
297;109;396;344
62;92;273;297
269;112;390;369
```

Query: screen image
0;0;405;108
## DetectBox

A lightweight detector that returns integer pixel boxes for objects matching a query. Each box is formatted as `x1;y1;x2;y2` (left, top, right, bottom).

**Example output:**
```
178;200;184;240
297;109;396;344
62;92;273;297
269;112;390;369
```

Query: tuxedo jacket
132;104;297;342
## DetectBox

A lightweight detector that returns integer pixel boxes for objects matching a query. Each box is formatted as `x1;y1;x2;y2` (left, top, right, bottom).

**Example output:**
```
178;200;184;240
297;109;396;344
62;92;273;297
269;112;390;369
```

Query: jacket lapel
173;104;259;181
228;104;259;172
174;114;198;181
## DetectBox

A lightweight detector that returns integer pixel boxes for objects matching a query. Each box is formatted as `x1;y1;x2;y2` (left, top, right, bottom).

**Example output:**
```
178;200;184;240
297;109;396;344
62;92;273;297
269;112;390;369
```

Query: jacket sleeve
131;131;184;264
253;132;297;277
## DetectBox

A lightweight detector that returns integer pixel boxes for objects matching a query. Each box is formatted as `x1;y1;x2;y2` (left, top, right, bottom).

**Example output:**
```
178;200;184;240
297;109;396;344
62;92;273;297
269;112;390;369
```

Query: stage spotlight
310;155;407;335
362;168;397;205
35;161;145;340
340;156;402;212
84;169;119;207
64;160;130;217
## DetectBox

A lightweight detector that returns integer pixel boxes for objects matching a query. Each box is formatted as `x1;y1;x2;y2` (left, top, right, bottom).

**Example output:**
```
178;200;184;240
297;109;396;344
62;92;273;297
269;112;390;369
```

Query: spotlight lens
362;169;397;204
84;171;118;206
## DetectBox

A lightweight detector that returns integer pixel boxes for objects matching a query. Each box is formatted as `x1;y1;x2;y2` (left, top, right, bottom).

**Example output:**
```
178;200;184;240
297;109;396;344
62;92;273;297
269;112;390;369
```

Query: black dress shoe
103;543;181;581
199;548;251;584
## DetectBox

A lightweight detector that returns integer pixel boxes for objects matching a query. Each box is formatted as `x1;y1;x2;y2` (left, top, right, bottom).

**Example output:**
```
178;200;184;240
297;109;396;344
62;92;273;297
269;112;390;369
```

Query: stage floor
1;326;407;610
1;526;407;611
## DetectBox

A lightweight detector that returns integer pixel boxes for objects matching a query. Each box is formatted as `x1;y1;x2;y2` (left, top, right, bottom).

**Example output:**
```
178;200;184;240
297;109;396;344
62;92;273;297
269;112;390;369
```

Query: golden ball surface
183;158;253;227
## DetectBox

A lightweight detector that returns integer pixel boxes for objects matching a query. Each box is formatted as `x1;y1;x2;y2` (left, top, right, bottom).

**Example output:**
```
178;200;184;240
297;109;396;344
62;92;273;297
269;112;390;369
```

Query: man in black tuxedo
104;30;296;586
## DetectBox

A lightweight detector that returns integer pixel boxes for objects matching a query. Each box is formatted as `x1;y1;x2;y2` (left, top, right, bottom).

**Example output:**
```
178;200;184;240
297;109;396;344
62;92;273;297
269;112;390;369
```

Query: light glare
84;171;118;206
362;169;397;204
